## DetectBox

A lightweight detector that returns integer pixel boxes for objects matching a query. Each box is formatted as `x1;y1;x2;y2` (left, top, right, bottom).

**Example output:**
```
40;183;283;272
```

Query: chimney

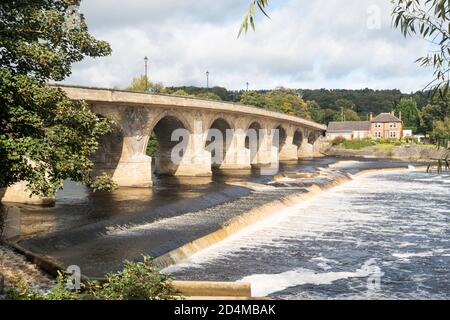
399;111;402;121
369;112;373;121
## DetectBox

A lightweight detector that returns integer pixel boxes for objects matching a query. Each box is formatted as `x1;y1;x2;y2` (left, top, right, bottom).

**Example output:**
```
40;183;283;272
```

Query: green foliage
331;136;346;146
422;94;450;133
0;70;115;196
300;88;423;114
0;1;114;196
239;0;270;37
5;256;182;300
127;75;165;93
0;0;111;81
392;0;450;96
88;256;181;300
340;139;376;150
336;99;356;110
374;144;395;156
240;89;310;118
195;92;222;101
146;133;159;157
6;271;80;300
432;117;450;148
171;89;191;97
89;172;118;192
332;108;361;122
395;98;422;132
307;101;324;123
167;86;232;100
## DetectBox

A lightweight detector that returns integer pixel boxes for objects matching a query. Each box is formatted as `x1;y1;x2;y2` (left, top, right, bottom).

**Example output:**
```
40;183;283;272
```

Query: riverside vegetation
3;256;182;300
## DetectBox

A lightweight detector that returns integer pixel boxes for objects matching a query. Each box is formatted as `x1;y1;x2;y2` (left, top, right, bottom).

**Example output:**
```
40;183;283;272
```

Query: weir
5;159;425;279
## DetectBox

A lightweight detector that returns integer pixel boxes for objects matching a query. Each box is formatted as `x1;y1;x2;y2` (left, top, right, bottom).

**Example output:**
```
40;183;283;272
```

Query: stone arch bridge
2;85;327;204
62;85;326;187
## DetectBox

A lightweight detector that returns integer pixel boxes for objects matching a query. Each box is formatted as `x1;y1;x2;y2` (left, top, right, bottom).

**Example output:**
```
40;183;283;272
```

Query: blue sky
65;0;434;92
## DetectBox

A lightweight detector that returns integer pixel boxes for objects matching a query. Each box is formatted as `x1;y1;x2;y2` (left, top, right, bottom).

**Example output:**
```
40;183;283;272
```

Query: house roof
371;113;402;123
327;121;371;132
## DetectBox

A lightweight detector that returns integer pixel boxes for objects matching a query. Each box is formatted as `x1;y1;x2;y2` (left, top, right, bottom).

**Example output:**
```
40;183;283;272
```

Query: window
389;131;397;138
390;123;397;128
375;123;382;128
374;132;381;138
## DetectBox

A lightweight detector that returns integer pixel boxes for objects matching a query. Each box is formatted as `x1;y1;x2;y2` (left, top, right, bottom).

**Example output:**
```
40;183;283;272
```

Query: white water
168;170;450;299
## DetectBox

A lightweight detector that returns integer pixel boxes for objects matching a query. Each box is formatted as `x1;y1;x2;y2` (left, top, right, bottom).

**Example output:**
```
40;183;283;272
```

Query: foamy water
167;170;450;300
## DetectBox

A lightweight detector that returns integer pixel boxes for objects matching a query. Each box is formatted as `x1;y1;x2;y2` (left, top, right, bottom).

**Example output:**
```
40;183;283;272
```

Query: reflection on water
0;206;21;240
167;170;450;300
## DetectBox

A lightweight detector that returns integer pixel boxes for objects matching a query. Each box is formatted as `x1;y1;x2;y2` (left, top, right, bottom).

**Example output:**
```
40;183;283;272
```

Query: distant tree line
124;76;448;141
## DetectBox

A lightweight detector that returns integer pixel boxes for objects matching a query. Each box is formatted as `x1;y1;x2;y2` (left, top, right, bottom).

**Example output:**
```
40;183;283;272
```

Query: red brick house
327;111;403;140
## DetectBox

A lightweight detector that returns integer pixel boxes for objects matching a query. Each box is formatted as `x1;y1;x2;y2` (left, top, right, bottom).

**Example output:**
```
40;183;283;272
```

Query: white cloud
64;0;434;92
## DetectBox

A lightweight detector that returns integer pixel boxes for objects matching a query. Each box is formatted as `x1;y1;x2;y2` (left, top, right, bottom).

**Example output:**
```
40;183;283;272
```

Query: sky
64;0;434;93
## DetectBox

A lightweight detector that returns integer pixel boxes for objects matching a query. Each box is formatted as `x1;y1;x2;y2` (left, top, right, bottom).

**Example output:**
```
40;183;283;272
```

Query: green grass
338;139;376;150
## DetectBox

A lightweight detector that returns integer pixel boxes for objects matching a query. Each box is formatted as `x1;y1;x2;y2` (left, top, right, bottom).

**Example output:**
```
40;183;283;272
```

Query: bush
88;256;181;300
89;172;118;192
331;136;346;146
5;256;182;300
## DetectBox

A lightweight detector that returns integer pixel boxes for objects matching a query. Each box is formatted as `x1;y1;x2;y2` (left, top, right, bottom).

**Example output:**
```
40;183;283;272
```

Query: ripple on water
167;170;450;300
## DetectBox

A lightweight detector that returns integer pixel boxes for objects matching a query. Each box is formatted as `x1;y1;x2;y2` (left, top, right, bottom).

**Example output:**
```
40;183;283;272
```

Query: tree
422;94;450;132
393;0;450;95
336;99;356;111
432;117;450;147
307;101;325;124
0;0;114;196
332;108;361;122
195;92;222;101
127;75;165;93
395;98;422;132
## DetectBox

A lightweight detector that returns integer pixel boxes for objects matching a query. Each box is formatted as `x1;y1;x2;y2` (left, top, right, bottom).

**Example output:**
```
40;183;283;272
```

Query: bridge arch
206;117;234;169
245;121;264;165
293;129;304;149
272;124;287;152
149;114;191;176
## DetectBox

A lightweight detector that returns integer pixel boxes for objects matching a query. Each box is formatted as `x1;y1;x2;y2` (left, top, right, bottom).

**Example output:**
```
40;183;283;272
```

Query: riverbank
0;159;430;296
325;143;445;161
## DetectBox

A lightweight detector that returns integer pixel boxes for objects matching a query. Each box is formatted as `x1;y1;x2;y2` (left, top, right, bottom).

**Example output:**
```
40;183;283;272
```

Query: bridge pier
214;128;251;173
111;155;153;187
1;182;55;206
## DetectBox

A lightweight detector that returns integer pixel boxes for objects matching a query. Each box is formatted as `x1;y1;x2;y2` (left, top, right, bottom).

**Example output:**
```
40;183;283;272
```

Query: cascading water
166;169;450;300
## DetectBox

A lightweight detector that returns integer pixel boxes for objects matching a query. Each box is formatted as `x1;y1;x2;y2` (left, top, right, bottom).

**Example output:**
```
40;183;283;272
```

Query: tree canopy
0;0;114;196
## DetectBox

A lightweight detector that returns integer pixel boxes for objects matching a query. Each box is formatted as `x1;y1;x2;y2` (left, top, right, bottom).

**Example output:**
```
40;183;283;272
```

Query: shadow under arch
293;129;304;149
272;125;287;152
308;131;319;145
245;121;264;166
150;115;190;176
206;117;233;171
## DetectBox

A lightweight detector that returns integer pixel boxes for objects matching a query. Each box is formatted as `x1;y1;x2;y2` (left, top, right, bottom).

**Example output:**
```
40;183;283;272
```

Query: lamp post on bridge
206;70;209;89
144;56;149;92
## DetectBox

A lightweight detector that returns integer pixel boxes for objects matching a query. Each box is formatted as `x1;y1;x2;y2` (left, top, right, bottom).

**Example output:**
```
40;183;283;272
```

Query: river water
167;169;450;300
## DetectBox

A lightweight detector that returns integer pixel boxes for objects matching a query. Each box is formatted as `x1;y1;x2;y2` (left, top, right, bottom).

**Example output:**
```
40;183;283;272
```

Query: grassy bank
326;138;442;160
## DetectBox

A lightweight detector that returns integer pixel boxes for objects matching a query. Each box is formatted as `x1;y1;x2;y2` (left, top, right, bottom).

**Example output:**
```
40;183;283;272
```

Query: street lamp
206;70;209;89
246;82;249;91
144;56;149;92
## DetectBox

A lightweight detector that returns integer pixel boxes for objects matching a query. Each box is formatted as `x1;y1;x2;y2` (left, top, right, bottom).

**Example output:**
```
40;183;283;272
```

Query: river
166;169;450;300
